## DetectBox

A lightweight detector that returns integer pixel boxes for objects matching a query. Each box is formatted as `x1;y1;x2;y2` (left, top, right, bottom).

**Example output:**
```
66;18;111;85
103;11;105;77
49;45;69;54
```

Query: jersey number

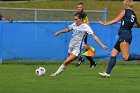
130;14;135;22
122;14;135;26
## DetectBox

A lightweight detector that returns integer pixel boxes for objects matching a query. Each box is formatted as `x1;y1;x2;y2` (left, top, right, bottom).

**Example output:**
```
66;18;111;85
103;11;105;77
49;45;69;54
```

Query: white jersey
68;23;93;56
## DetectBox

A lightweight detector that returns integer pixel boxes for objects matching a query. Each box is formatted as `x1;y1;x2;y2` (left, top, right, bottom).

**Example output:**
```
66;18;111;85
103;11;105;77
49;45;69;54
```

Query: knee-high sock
86;56;96;66
128;54;140;61
106;56;116;74
54;64;66;75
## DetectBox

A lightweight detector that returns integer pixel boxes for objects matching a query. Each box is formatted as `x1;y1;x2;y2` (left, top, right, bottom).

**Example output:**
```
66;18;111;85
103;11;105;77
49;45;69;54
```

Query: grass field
0;63;140;93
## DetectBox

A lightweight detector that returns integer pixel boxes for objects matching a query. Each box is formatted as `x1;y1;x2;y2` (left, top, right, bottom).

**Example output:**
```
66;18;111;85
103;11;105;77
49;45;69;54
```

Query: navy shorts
114;29;132;52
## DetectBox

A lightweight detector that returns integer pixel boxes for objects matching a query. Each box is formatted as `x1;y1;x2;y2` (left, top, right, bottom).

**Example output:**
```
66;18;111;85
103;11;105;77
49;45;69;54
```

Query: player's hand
103;46;108;51
54;32;60;36
98;21;106;26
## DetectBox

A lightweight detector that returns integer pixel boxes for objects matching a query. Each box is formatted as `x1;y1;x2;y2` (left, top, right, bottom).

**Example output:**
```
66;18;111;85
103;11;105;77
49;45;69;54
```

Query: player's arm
1;17;5;21
99;10;125;26
1;17;13;22
90;33;108;51
55;28;71;36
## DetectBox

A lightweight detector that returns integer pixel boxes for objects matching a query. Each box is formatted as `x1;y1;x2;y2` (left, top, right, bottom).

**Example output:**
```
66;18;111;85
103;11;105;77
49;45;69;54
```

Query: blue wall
0;21;140;60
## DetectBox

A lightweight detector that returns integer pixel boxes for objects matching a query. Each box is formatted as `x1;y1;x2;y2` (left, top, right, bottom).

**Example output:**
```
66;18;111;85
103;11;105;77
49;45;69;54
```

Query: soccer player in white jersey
50;12;108;77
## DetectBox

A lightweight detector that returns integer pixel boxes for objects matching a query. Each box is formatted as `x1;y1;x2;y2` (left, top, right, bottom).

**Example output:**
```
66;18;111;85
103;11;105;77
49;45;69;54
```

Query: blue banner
0;21;140;60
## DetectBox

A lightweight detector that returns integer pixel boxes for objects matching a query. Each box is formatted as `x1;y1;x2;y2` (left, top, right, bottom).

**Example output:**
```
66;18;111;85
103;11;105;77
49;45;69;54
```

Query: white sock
54;64;66;75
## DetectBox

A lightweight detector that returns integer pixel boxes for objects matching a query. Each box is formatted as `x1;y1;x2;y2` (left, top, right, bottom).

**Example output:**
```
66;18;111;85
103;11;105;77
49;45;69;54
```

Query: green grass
0;0;140;20
0;63;140;93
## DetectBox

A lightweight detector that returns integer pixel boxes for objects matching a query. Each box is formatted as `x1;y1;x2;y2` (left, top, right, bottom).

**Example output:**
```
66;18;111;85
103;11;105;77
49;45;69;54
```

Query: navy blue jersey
120;9;137;30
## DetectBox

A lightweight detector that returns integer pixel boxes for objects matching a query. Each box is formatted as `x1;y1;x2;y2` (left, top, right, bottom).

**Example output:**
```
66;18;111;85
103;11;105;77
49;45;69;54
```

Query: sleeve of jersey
68;23;75;30
85;25;94;34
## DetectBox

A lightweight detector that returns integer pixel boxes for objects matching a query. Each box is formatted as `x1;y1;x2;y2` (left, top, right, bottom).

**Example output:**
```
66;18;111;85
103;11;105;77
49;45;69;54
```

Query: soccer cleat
98;72;110;78
90;63;97;68
50;73;57;77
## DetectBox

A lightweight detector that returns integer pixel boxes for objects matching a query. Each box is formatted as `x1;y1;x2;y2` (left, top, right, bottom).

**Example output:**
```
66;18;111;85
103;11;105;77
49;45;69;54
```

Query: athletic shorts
68;47;80;56
114;29;132;52
118;29;132;43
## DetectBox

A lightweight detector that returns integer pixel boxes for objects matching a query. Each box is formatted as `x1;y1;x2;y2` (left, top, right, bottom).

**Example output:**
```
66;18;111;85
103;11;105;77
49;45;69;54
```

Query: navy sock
106;56;116;74
128;54;140;61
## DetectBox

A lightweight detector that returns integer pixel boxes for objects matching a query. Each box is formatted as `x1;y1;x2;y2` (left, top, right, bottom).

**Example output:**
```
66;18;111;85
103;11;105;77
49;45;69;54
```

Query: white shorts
68;47;80;56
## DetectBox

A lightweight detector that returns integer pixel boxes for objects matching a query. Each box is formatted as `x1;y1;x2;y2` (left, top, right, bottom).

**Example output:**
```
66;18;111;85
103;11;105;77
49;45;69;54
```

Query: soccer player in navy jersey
98;0;140;78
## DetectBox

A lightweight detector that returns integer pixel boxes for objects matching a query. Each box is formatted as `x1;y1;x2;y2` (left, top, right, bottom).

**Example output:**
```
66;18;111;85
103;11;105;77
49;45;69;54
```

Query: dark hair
74;12;86;20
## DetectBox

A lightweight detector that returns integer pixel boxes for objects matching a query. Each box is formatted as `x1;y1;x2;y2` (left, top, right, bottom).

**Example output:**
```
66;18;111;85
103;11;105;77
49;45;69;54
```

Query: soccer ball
35;67;46;76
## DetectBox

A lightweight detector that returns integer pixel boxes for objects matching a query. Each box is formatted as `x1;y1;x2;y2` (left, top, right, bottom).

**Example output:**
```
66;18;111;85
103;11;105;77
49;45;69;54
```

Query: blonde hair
123;0;134;7
77;2;84;6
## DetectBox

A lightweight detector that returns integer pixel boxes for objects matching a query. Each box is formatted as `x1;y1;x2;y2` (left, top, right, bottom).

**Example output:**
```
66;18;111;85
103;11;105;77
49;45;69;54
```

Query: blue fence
0;21;140;63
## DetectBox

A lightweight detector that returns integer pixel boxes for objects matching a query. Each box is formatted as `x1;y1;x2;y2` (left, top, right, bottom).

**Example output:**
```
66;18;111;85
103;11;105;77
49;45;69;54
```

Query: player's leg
99;49;119;78
106;49;119;74
99;40;120;77
75;56;85;66
64;53;77;66
86;56;97;68
120;41;130;61
120;41;140;61
50;53;77;76
128;54;140;60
